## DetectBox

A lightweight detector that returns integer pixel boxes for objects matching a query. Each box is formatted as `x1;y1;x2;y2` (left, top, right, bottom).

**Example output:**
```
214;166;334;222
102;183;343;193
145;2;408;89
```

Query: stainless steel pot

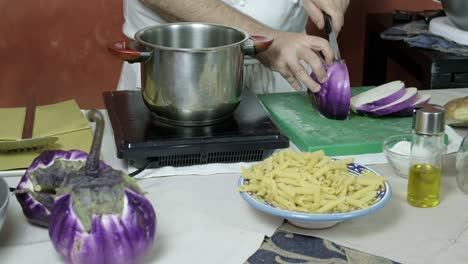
442;0;468;31
109;23;273;126
0;177;9;233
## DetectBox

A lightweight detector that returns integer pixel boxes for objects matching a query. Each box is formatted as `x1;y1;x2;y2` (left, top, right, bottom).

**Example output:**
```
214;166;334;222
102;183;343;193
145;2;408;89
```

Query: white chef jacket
118;0;308;93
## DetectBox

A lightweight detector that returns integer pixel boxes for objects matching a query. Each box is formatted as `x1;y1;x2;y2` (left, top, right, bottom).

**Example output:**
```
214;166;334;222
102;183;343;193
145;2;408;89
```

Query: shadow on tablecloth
246;230;400;264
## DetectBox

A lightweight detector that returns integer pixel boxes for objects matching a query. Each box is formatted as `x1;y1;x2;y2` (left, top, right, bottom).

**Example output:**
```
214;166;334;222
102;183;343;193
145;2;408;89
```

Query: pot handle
107;40;152;63
243;35;274;56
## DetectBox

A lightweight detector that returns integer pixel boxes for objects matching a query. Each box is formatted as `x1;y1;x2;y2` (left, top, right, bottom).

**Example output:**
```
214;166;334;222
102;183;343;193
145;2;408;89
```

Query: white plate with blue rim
238;163;392;229
0;169;26;178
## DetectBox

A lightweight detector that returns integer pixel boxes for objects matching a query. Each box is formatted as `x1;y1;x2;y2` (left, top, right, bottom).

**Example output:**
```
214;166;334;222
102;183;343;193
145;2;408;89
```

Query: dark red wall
0;0;441;108
0;0;124;108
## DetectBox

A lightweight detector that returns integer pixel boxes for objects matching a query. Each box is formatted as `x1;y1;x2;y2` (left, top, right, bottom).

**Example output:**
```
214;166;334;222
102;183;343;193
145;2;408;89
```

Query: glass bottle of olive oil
408;164;441;207
407;104;445;208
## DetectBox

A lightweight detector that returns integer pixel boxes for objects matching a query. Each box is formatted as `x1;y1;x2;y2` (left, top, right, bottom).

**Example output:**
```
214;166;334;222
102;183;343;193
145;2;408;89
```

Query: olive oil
407;164;441;207
407;104;445;208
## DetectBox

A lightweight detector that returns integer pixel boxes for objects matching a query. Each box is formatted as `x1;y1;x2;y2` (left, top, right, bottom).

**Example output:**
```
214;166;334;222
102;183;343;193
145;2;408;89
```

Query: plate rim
0;169;26;178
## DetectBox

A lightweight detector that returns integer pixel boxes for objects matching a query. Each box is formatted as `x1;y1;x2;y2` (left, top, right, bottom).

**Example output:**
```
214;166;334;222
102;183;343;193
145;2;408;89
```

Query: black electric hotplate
103;89;289;169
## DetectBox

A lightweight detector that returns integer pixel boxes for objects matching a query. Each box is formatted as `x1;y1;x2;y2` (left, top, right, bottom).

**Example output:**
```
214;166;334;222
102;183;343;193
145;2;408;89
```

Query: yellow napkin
0;100;93;170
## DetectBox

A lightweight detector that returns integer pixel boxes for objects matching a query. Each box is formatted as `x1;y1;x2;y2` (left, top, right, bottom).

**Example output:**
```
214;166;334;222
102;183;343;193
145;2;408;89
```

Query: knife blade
324;14;342;62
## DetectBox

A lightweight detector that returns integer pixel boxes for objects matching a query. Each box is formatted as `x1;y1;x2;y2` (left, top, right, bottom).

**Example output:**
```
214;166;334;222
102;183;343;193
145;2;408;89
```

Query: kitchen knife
324;14;342;62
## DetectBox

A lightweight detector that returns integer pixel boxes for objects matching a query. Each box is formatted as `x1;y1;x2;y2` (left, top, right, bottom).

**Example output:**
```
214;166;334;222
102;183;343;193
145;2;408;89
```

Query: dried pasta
238;149;387;214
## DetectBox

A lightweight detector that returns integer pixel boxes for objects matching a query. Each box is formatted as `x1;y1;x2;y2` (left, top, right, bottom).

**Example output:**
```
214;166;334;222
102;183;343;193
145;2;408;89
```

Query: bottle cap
412;104;445;135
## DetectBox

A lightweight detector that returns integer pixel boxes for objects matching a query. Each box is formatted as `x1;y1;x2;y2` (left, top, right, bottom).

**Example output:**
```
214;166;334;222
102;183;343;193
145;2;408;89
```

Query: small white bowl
383;134;413;178
0;177;10;232
238;163;392;229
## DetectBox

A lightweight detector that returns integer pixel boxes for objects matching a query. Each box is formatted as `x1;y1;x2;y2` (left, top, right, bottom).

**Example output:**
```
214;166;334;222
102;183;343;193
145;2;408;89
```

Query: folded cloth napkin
0;100;93;171
245;230;400;264
132;162;256;179
130;125;463;178
380;20;468;56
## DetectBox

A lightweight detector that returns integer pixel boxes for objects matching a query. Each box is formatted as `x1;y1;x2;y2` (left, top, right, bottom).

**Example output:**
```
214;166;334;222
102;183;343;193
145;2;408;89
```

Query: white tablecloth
0;88;467;264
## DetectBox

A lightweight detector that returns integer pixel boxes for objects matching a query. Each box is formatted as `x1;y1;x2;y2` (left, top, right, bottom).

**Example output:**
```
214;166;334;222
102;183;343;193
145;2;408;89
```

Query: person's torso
123;0;307;39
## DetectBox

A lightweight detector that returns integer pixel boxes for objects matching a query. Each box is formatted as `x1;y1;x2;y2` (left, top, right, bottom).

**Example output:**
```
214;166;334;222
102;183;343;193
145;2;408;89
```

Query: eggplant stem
34;184;56;194
85;110;105;177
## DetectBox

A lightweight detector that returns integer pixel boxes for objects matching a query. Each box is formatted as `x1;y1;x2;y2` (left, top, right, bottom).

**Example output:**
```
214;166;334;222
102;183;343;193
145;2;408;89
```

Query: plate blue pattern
238;163;392;229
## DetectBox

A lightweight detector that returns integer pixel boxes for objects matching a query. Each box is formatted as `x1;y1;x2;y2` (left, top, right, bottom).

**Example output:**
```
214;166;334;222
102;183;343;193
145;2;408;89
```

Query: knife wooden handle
324;14;333;35
22;96;36;139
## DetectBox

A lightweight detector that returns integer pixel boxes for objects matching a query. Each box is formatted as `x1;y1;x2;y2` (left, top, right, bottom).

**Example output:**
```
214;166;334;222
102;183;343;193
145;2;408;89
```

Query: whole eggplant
15;150;108;227
15;110;156;264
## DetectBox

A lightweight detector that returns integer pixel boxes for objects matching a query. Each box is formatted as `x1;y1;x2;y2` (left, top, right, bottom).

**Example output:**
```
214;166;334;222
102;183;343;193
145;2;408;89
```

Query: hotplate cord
129;160;155;177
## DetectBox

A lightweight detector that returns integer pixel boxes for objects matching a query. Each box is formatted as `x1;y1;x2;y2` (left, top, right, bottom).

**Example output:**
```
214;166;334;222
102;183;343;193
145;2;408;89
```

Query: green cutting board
258;87;413;156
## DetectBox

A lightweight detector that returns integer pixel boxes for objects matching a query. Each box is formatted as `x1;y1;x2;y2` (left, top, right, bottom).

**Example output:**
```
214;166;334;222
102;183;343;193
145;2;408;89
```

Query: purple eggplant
15;149;100;226
350;81;406;113
309;61;351;120
15;110;156;264
50;189;155;264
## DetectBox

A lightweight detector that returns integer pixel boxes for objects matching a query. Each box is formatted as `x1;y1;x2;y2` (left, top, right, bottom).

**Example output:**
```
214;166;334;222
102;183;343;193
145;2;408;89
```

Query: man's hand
303;0;350;33
255;31;334;93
